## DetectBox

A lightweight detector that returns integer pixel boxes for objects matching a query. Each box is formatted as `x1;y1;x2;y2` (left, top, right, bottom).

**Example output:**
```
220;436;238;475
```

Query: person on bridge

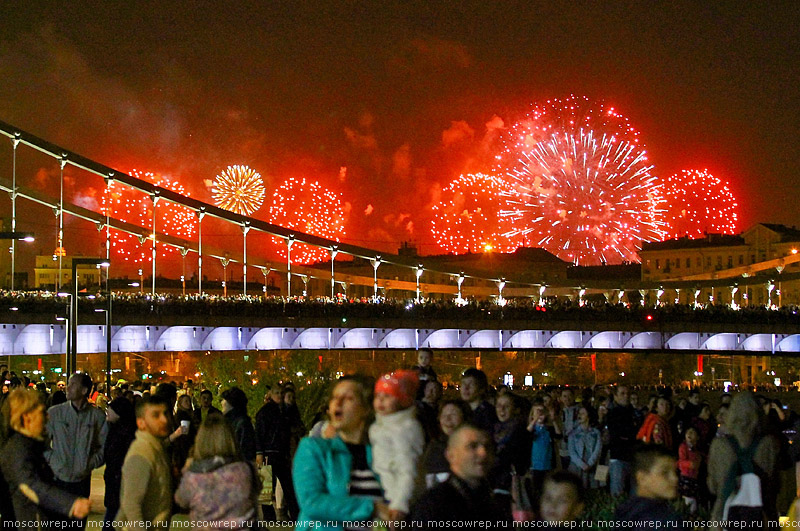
45;372;107;530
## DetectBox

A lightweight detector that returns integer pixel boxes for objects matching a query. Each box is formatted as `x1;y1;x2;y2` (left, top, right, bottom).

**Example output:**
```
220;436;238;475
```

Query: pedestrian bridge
2;323;799;355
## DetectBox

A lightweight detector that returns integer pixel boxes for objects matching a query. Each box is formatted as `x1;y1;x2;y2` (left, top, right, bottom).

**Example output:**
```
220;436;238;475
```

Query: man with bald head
410;424;508;526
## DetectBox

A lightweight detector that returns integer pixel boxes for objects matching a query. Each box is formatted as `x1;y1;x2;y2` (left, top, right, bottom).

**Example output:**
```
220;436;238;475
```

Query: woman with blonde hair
175;413;260;528
0;388;91;525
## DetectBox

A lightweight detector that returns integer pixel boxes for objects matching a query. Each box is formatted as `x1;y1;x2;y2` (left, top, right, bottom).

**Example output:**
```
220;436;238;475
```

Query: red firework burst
496;97;665;265
268;177;346;264
431;173;524;254
663;169;738;239
495;95;641;170
101;169;197;263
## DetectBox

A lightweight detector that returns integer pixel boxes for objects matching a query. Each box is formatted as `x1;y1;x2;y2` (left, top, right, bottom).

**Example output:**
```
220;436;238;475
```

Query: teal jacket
293;435;376;530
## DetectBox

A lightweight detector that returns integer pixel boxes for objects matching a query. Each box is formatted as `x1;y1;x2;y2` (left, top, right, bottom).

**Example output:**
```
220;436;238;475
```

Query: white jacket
368;407;425;513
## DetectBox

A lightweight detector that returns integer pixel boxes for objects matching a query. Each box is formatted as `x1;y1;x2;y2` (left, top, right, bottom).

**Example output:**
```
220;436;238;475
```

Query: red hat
374;370;419;409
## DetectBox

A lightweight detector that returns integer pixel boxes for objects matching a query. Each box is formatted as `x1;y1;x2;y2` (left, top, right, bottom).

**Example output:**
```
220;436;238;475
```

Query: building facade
34;256;103;291
640;224;800;306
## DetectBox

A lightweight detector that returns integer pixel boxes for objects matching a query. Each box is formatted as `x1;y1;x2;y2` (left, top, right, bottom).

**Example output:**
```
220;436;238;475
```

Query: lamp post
68;258;110;376
95;301;111;396
415;265;423;303
456;272;465;304
56;316;70;374
286;235;294;298
330;246;339;300
10;133;20;290
0;232;35;290
371;256;381;303
243;222;251;297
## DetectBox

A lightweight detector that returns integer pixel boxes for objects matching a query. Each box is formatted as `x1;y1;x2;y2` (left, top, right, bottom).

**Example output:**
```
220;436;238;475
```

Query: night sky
1;1;799;263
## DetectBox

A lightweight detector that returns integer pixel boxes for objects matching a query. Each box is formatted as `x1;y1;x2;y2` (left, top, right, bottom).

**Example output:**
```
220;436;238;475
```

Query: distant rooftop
423;246;569;265
760;224;800;242
568;263;642;281
642;234;745;251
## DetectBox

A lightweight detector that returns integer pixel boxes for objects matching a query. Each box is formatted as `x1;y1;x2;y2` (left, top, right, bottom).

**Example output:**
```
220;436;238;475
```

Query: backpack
721;436;765;530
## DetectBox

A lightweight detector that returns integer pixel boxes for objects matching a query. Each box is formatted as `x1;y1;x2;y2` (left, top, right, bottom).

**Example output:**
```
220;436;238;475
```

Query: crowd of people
1;289;799;325
0;352;799;529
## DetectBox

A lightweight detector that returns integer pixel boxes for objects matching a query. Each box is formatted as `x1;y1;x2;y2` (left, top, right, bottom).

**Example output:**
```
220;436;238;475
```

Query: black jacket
225;409;257;461
614;496;683;531
471;401;499;434
0;432;78;524
103;400;137;511
606;402;639;461
409;476;509;527
254;401;288;457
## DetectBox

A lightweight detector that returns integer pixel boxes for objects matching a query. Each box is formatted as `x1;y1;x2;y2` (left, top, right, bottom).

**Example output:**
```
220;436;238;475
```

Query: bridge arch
504;330;554;349
334;328;383;349
378;329;416;349
546;331;585;349
16;324;58;355
624;332;662;349
422;329;461;349
778;334;800;352
0;324;25;355
701;333;739;351
248;328;293;350
740;334;773;352
291;328;331;349
462;330;501;349
155;326;209;352
585;331;635;349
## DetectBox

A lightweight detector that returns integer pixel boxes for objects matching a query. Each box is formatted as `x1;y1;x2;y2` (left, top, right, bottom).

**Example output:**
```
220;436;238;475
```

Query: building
34;256;104;291
640;223;800;306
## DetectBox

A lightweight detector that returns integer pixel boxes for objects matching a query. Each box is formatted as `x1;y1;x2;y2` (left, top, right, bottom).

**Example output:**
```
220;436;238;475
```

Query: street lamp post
242;222;250;297
286;235;295;298
415;265;423;303
68;258;110;376
330;246;339;300
371;256;381;303
9;132;21;289
95;296;111;396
